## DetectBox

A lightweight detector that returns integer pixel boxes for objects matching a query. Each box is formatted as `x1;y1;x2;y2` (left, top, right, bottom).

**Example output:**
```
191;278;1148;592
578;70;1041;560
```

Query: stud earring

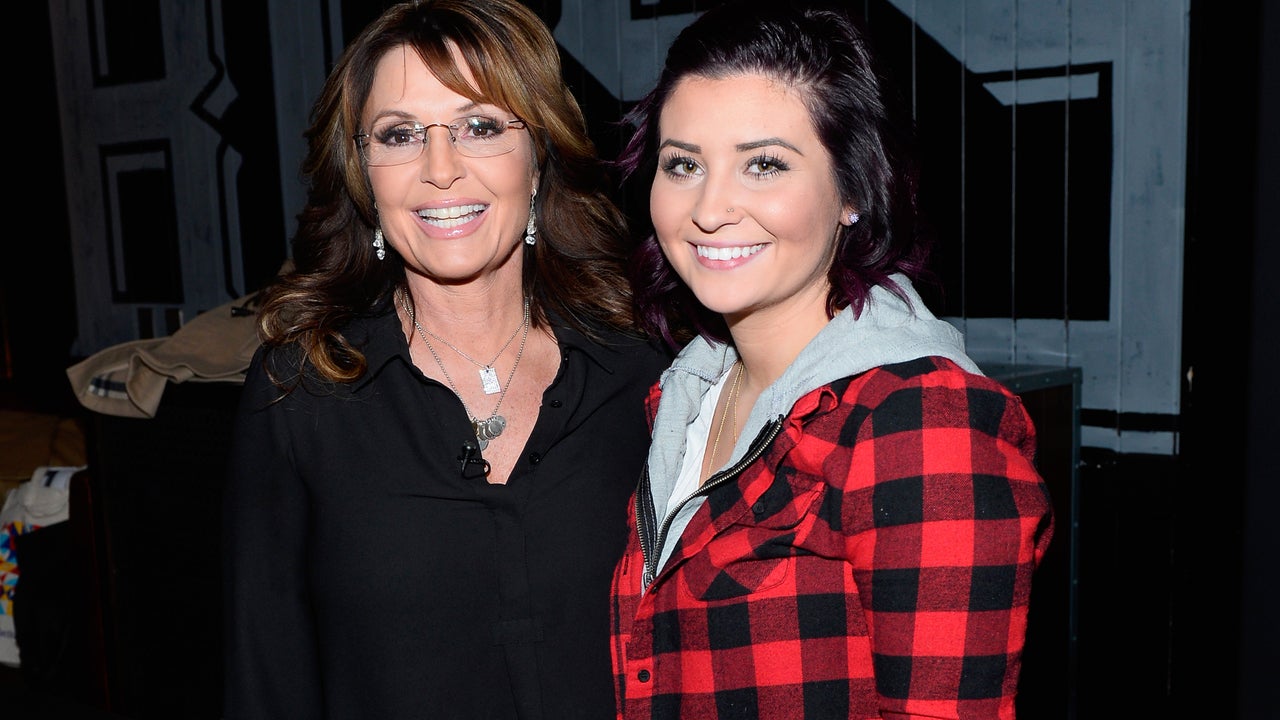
848;211;860;225
524;193;537;246
373;227;386;260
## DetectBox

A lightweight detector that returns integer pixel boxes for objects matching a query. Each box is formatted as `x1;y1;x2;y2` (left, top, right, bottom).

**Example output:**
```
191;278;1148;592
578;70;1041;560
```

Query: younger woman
610;2;1054;717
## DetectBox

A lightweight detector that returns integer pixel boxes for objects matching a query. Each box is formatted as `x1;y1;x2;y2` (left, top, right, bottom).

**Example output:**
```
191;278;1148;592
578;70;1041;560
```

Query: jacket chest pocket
678;473;824;602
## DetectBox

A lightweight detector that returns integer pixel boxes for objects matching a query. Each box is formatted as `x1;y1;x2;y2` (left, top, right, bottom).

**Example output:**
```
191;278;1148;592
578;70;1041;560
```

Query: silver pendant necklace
409;304;524;395
399;289;530;449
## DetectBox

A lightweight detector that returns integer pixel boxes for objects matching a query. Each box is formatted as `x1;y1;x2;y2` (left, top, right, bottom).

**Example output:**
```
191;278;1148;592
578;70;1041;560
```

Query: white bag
0;465;83;667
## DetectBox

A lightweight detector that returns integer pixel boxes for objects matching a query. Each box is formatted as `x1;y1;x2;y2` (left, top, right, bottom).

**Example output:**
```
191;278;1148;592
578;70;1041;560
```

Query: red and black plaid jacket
611;357;1054;719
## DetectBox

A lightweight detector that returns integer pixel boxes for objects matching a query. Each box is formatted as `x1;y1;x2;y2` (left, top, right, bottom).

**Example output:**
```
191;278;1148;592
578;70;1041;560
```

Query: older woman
221;2;668;718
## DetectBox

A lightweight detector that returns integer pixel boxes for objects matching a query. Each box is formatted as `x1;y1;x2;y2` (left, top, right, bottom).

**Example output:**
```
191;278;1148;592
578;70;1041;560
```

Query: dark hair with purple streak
617;0;932;348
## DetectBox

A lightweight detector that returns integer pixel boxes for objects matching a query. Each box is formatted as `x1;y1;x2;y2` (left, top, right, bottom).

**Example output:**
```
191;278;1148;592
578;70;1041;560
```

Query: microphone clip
458;440;491;479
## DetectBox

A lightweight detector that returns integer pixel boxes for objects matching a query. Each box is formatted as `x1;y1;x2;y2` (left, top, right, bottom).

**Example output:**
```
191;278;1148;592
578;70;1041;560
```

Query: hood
647;274;981;524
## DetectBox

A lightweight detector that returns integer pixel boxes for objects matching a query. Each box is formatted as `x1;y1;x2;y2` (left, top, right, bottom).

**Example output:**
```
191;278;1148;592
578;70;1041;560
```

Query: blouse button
528;452;542;465
752;500;767;515
637;669;651;683
550;399;562;408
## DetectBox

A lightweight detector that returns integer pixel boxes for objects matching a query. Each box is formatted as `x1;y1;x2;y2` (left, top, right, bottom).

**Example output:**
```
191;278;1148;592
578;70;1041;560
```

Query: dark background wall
1187;1;1279;716
1;1;1275;718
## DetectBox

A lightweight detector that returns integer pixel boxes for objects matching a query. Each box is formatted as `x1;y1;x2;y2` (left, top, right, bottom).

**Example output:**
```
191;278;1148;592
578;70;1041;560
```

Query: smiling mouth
417;203;487;229
697;243;765;261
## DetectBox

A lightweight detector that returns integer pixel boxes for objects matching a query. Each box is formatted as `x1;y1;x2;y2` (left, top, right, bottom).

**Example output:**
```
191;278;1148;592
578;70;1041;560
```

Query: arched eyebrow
736;137;801;154
366;101;496;126
656;137;803;154
658;139;699;153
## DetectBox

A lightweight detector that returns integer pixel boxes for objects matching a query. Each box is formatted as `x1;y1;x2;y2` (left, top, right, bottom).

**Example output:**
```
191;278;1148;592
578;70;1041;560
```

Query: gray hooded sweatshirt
646;274;983;574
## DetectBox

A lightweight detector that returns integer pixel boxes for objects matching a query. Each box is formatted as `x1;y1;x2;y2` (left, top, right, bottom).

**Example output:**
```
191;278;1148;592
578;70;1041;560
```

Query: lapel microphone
458;440;492;479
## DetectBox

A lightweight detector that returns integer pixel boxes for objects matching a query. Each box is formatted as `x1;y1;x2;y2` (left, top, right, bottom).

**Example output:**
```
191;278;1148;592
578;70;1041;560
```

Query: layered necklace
411;306;523;395
399;288;530;449
707;361;744;476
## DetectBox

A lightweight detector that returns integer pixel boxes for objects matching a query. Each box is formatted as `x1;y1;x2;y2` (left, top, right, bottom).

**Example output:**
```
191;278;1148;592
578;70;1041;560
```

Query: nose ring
727;207;735;213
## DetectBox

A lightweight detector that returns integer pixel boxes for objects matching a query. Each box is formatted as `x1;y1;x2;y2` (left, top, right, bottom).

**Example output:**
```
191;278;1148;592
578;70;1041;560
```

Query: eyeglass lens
361;116;524;165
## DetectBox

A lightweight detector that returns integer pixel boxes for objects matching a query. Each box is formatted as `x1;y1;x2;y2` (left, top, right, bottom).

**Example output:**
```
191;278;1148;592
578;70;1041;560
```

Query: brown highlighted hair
258;0;637;385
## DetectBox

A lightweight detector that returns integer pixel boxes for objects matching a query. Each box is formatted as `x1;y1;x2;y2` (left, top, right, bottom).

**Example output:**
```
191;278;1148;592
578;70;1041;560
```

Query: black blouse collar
347;300;631;392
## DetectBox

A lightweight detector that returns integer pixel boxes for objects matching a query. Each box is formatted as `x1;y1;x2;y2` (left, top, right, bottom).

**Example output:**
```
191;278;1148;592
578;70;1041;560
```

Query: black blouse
222;306;670;720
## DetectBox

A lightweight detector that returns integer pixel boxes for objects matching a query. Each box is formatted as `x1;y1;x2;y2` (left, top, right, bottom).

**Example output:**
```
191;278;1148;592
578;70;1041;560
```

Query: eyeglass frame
352;116;530;166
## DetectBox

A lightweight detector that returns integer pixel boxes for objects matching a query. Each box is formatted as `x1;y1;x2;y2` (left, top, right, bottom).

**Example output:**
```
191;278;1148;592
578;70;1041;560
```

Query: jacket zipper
639;417;785;590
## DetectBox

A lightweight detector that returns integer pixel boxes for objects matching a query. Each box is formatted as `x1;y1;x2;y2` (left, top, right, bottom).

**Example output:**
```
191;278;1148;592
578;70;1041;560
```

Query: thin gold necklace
399;288;530;449
707;361;744;476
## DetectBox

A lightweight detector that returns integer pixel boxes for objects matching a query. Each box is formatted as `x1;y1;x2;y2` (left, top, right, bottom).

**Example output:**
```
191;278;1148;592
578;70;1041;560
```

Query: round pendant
473;414;506;443
484;415;507;439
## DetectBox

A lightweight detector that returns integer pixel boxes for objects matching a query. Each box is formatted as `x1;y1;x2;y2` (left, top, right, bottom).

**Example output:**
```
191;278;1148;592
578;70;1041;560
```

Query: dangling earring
847;211;860;225
524;192;537;246
373;227;386;260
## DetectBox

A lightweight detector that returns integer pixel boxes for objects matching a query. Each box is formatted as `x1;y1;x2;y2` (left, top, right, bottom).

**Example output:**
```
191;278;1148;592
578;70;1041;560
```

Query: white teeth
417;203;487;227
697;243;765;261
423;215;469;229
